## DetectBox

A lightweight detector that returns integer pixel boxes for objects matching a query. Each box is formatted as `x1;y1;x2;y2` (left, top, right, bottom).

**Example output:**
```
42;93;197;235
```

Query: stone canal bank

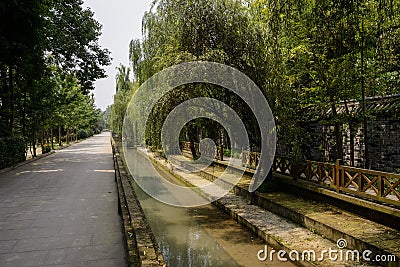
137;148;399;267
111;139;165;267
112;139;399;266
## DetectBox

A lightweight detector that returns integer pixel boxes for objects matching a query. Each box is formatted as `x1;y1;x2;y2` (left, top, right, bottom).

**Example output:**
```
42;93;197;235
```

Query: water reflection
128;149;239;266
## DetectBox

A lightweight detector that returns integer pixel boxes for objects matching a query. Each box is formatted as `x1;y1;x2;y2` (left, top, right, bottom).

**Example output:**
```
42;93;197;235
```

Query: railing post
293;164;298;181
318;163;323;183
255;154;259;169
378;175;383;198
291;160;299;181
272;157;276;172
358;171;362;192
335;159;342;193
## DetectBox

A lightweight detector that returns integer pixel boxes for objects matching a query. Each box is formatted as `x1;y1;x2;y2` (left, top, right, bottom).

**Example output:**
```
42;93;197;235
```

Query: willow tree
358;0;400;168
131;0;268;151
110;66;137;136
114;0;400;169
116;65;132;93
304;0;400;166
247;0;332;165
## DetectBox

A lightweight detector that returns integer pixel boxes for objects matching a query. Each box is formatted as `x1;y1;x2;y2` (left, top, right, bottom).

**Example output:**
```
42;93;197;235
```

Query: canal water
124;148;294;267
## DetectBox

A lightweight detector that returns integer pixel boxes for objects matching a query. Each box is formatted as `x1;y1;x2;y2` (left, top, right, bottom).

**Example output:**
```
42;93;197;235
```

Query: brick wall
368;117;400;173
305;97;400;173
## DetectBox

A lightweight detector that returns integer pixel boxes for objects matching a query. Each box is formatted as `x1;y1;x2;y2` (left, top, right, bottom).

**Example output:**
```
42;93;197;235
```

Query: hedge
0;136;26;170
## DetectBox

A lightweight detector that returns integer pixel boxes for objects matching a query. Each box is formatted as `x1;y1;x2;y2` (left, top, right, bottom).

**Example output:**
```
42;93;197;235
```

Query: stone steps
207;159;400;267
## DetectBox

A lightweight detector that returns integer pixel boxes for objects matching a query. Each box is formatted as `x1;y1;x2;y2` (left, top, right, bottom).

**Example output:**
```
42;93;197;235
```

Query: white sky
83;0;153;110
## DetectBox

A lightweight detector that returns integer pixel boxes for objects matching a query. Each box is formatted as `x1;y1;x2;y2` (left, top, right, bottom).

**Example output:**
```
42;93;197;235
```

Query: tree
110;0;400;173
129;39;143;83
115;65;132;93
0;0;111;167
0;0;46;137
110;66;137;136
133;0;269;154
43;0;111;93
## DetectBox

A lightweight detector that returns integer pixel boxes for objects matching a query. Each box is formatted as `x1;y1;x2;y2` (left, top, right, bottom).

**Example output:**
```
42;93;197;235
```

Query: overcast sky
83;0;153;110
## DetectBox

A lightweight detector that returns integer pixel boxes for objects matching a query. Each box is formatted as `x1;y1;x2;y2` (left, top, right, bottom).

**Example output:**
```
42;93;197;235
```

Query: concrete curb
214;160;400;221
211;161;400;267
233;184;400;267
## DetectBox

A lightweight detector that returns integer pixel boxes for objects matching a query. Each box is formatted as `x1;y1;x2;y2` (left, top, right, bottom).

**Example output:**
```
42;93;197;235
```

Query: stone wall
305;95;400;173
369;117;400;173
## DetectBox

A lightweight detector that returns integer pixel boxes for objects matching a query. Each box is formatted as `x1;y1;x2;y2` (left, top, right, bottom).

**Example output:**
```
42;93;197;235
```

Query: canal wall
111;139;166;267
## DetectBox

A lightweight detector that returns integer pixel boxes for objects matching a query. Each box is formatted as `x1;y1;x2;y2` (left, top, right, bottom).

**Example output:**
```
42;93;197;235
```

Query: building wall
369;117;400;173
306;114;400;174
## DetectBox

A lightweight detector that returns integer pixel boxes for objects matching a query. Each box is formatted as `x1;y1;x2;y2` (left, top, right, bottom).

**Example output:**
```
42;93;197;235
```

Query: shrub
223;148;232;157
0;136;27;169
256;172;278;193
78;129;95;140
93;128;101;135
257;178;279;193
41;144;52;154
78;129;89;139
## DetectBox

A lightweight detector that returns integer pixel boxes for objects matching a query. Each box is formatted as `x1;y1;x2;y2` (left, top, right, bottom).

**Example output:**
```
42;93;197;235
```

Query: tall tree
0;0;111;167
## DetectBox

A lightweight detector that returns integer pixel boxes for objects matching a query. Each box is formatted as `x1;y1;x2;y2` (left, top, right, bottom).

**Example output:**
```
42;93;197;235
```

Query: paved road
0;133;127;267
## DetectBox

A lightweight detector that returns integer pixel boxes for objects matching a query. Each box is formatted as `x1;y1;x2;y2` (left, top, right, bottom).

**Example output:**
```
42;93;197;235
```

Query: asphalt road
0;133;127;267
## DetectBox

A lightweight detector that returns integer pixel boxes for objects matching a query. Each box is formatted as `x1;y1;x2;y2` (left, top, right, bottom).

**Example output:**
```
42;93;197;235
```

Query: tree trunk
186;126;198;159
66;128;69;145
22;90;26;138
344;100;355;167
0;67;6;132
50;126;54;150
9;66;15;136
350;123;355;167
42;123;45;145
330;94;343;161
361;17;370;169
22;90;27;157
32;131;36;158
58;124;62;147
334;121;343;161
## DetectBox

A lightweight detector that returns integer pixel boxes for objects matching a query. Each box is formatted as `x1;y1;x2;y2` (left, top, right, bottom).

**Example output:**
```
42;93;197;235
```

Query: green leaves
109;66;138;136
43;0;111;93
0;0;110;160
109;0;400;164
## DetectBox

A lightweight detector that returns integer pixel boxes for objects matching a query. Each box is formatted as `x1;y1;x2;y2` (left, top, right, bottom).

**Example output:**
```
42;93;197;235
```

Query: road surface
0;133;126;266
